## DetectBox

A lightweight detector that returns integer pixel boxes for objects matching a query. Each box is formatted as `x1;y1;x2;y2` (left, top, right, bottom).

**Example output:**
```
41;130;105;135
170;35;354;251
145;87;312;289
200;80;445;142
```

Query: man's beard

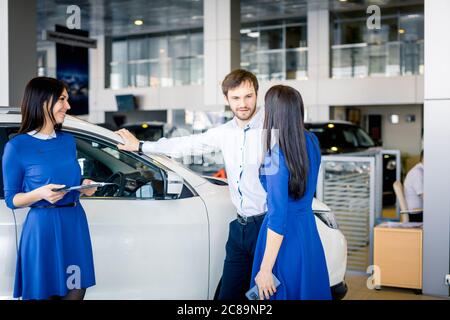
233;106;257;121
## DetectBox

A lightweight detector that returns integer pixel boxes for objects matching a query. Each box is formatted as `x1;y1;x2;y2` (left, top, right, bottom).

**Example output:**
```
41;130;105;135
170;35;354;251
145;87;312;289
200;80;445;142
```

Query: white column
204;0;240;110
423;0;450;297
0;0;37;107
307;0;330;121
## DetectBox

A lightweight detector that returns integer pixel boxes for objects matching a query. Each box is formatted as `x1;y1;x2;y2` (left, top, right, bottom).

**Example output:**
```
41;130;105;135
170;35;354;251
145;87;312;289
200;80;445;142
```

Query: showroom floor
343;272;449;300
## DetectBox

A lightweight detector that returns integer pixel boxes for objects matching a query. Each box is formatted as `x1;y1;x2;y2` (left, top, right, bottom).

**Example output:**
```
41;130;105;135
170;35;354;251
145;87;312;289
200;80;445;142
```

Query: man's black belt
32;202;77;209
236;212;266;225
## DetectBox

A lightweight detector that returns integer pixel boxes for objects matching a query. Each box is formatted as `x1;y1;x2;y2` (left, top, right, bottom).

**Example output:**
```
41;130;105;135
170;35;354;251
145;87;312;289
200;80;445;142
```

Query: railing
241;47;308;81
109;55;204;89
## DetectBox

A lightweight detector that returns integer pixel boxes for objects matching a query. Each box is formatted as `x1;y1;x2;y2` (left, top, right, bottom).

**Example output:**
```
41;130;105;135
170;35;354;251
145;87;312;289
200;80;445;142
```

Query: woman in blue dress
2;77;96;300
250;85;331;300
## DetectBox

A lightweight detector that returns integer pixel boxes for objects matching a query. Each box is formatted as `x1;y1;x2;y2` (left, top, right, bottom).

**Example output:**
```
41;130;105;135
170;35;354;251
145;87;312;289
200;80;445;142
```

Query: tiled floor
342;272;449;300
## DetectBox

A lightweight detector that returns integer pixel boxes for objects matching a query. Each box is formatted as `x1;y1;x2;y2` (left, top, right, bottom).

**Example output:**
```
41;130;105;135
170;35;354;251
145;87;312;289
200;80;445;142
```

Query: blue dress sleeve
262;145;289;236
2;142;24;209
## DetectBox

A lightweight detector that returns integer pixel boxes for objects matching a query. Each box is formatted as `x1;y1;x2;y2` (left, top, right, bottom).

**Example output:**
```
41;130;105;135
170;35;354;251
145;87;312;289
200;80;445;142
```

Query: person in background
251;85;331;300
404;150;424;211
2;77;96;300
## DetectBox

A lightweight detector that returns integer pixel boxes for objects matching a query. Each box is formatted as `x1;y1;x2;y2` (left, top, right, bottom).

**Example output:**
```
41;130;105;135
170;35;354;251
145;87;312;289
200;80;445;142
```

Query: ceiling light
398;28;405;34
240;29;251;34
134;19;144;26
247;32;260;38
327;123;335;128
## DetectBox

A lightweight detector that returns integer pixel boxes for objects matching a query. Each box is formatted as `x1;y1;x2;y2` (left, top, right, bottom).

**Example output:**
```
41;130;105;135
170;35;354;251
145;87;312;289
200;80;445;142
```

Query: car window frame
0;125;197;200
65;128;197;200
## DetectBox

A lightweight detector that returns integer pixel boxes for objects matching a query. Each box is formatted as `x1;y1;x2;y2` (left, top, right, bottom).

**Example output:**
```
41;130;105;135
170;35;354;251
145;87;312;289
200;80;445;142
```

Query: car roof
121;121;166;128
0;107;20;114
305;120;355;126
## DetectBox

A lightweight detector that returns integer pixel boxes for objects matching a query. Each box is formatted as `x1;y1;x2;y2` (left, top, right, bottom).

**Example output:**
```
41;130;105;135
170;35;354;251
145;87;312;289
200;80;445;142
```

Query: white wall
357;105;423;156
423;0;450;298
0;0;9;106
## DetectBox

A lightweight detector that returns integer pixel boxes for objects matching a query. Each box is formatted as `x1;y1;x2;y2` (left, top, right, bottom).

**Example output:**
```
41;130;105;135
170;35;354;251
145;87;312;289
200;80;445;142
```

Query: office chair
393;180;423;222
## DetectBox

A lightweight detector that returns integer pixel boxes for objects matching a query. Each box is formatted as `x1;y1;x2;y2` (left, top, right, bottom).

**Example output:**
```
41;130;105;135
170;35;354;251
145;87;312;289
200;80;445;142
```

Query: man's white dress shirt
142;108;268;217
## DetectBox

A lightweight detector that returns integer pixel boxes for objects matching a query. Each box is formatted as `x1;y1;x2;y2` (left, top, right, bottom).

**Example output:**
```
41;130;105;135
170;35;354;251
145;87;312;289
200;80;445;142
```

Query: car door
70;132;210;299
0;125;29;299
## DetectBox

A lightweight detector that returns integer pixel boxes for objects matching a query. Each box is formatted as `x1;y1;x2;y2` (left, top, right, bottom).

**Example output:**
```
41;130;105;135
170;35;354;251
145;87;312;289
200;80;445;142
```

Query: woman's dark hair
18;77;69;134
264;85;309;200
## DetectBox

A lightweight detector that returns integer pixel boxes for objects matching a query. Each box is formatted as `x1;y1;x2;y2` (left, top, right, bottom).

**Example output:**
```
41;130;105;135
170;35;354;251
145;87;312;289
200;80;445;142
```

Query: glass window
260;28;283;50
110;63;128;89
241;30;258;54
128;62;149;87
286;26;306;49
74;136;166;199
190;33;203;56
128;38;149;61
109;31;203;89
240;20;308;81
259;51;284;81
149;36;167;60
286;50;307;80
112;40;127;62
331;8;424;79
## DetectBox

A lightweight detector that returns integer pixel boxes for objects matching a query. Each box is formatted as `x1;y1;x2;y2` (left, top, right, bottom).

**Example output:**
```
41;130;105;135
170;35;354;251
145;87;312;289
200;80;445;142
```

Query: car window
354;128;375;148
74;135;166;199
342;129;358;147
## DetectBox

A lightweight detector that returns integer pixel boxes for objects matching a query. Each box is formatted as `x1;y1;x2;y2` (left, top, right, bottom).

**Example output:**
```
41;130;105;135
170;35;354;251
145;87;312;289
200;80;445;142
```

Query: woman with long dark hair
2;77;96;300
250;85;331;300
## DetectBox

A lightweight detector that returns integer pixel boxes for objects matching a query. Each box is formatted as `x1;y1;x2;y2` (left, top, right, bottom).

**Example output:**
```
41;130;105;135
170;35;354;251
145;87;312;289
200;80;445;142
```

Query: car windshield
306;124;375;150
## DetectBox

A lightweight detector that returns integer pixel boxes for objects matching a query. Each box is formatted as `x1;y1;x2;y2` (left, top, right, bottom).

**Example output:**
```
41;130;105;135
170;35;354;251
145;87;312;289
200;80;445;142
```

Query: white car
0;109;347;300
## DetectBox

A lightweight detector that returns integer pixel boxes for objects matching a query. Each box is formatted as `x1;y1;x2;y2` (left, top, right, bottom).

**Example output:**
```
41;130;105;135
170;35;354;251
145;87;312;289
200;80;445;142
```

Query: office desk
373;224;423;290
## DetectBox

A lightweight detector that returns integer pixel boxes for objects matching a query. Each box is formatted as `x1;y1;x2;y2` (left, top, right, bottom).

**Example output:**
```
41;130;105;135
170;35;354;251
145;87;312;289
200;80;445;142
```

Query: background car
0;108;347;299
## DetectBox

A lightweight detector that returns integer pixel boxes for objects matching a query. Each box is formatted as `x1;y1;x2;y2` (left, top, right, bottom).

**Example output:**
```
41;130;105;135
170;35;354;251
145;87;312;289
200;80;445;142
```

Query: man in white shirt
116;69;268;300
404;151;424;211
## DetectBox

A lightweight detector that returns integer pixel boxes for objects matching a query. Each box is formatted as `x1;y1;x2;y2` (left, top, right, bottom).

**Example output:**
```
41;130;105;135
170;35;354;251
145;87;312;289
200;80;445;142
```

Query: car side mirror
166;171;184;198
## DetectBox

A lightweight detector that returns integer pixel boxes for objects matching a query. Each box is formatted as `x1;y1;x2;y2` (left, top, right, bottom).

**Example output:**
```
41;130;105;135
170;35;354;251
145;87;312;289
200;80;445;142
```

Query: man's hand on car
116;128;140;152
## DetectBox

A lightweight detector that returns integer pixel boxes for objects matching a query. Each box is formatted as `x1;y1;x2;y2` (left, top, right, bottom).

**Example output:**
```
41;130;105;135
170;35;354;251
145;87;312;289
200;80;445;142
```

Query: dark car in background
305;121;376;154
305;121;397;206
119;122;166;142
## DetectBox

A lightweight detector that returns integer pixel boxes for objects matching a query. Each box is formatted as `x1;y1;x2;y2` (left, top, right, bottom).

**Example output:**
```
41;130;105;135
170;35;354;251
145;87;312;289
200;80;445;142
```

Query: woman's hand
255;269;277;300
37;184;67;204
80;179;97;196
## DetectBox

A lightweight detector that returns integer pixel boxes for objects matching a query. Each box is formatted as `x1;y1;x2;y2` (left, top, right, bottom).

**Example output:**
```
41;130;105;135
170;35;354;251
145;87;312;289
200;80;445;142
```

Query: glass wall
240;19;307;81
331;7;424;79
109;31;204;89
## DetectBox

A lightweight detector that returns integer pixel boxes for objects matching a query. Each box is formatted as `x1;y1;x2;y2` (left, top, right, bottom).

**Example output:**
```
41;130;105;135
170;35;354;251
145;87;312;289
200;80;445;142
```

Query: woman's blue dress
250;131;331;300
2;132;96;300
